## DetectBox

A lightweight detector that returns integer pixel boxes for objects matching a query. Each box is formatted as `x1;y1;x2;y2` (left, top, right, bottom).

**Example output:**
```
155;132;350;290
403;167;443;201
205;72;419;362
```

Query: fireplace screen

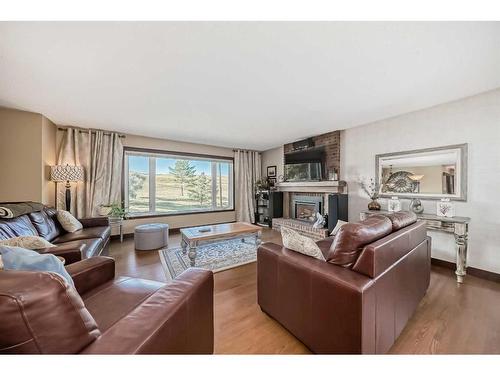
295;202;317;221
292;195;323;222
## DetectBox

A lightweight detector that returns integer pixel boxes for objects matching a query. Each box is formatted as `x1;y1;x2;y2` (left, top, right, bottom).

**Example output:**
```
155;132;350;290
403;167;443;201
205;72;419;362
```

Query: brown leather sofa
0;206;110;264
0;256;214;354
258;212;431;354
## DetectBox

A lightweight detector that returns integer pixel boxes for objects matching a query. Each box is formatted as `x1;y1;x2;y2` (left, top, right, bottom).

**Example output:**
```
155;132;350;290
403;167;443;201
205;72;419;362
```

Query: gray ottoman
134;223;169;250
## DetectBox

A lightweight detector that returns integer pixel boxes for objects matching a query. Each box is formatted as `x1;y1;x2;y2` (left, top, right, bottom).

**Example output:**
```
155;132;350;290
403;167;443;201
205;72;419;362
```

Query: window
124;149;234;216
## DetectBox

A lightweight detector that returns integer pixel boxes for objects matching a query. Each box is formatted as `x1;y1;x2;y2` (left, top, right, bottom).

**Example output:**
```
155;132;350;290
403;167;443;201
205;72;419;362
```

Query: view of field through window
126;152;232;215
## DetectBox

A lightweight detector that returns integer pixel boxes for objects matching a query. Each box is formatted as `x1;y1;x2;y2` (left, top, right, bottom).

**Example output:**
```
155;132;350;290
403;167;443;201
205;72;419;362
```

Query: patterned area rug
158;237;258;280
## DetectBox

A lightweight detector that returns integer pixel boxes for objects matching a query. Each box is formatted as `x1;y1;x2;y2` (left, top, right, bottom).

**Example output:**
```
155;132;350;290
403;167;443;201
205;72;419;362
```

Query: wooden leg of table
181;238;188;255
188;242;197;267
256;231;262;247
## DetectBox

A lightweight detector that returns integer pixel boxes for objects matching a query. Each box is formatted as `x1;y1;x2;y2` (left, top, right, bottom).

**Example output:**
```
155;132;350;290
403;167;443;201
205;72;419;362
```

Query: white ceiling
1;22;500;151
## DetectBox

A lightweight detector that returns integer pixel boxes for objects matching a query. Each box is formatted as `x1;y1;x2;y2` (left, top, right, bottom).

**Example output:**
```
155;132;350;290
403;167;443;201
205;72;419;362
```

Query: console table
360;210;471;283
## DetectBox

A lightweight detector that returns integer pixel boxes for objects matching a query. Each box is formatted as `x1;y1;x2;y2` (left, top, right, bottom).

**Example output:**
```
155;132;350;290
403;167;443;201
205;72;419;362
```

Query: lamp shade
50;165;84;182
408;174;425;182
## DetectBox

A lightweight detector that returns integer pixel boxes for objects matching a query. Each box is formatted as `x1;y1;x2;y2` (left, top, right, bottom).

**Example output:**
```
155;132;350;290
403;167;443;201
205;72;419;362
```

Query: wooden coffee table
180;222;262;266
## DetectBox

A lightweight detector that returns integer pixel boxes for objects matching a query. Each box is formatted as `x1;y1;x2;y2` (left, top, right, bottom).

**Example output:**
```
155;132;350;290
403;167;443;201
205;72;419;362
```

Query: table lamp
50;164;84;211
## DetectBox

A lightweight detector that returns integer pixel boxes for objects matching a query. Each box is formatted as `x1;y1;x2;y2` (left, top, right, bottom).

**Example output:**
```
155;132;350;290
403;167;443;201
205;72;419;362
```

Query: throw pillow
281;226;325;261
56;210;83;233
330;220;348;236
0;246;74;286
0;235;56;249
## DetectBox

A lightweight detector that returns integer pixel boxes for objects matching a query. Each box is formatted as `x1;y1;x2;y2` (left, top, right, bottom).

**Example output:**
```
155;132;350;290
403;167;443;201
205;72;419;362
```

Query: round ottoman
134;223;169;250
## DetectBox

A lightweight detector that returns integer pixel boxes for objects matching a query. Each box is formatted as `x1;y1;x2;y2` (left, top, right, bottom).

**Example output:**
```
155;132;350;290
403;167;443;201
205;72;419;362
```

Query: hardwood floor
109;228;500;354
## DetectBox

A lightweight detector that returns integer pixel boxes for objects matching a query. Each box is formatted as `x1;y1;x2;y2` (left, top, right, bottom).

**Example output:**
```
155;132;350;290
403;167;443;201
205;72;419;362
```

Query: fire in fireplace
292;195;322;222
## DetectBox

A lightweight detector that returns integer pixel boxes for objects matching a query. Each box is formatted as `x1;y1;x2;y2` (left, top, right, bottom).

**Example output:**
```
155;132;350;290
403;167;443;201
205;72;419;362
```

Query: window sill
125;208;235;220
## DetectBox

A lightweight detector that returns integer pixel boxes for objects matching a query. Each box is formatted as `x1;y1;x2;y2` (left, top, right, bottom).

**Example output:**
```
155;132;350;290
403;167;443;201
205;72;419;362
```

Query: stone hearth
272;218;330;240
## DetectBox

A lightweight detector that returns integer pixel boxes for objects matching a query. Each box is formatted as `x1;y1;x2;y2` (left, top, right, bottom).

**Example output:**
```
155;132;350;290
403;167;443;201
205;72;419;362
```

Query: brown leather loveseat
0;204;110;264
0;256;214;354
257;212;431;354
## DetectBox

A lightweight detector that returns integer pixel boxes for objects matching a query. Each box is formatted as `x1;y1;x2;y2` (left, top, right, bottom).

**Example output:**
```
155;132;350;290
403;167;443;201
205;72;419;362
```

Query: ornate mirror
376;144;468;201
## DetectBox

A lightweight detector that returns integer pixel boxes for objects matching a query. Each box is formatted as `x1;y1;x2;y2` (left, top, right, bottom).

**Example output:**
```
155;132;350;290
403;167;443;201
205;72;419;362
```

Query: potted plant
254;178;269;195
360;178;381;211
100;202;127;223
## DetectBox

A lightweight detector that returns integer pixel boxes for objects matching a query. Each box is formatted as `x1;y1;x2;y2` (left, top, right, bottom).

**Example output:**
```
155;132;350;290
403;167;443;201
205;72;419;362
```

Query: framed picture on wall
267;165;277;177
268;177;276;187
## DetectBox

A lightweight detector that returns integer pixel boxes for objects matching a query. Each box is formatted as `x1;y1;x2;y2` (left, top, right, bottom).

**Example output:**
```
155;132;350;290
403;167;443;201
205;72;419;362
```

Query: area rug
158;237;258;280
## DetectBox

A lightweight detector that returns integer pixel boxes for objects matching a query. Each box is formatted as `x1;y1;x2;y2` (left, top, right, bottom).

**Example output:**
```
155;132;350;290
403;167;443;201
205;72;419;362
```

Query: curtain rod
232;148;261;153
57;127;126;138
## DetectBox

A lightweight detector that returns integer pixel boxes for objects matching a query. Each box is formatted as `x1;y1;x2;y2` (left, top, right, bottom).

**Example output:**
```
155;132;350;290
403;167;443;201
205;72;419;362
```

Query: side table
108;217;124;242
360;210;471;283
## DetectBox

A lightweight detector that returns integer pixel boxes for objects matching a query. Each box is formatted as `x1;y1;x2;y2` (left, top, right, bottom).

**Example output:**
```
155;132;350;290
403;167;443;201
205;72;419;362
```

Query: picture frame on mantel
267;165;277;177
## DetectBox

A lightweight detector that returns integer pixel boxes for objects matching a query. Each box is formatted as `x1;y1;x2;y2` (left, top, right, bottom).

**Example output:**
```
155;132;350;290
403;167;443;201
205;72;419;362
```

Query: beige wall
261;145;284;180
41;116;57;206
121;133;236;233
0;107;56;206
341;88;500;273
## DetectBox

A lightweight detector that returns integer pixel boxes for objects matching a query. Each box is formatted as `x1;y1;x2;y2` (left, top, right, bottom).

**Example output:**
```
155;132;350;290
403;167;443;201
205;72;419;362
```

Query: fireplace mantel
276;180;346;193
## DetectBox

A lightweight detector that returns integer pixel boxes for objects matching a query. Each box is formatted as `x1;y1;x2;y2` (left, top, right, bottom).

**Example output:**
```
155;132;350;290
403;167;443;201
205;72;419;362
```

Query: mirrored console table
360;210;471;283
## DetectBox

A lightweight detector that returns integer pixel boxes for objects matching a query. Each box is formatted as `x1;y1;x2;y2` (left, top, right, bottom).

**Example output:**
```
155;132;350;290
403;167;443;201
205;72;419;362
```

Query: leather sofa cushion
28;209;62;242
0;270;100;354
56;238;105;259
82;277;165;331
0;215;38;240
53;226;111;244
327;215;392;267
384;211;418;231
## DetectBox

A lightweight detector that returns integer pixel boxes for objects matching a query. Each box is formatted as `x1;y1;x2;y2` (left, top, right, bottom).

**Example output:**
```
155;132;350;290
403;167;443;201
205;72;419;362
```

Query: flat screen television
284;162;322;182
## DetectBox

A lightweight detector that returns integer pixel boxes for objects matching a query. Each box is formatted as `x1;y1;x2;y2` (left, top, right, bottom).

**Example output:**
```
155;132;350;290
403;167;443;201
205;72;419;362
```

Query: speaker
327;194;348;233
292;138;314;151
268;191;283;228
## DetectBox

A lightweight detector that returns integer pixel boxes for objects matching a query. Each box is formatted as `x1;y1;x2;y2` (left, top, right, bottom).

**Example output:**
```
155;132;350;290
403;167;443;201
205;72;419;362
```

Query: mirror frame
375;143;468;201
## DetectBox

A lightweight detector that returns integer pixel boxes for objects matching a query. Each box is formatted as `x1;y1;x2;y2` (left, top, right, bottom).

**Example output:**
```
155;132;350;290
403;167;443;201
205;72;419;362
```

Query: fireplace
292;195;322;222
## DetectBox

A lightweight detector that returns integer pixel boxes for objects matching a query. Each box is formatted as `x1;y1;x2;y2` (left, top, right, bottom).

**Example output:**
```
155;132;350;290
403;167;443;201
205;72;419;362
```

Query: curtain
234;149;261;223
57;127;123;218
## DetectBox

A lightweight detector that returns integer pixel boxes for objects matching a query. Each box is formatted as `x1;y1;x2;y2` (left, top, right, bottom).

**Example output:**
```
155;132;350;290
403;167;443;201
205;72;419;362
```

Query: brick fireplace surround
272;181;346;240
272;129;345;240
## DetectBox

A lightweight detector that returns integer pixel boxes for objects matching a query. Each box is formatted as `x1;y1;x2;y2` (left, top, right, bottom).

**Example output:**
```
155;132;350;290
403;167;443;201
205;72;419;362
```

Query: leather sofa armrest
66;256;115;295
79;217;109;228
37;243;85;264
257;242;375;354
81;268;214;354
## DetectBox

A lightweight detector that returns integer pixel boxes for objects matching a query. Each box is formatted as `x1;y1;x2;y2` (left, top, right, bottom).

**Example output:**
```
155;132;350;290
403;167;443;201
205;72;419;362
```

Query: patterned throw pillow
0;235;56;249
56;210;83;233
281;226;326;261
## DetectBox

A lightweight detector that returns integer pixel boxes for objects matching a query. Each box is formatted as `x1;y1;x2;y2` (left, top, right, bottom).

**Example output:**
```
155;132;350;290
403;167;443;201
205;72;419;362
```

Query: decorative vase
409;198;424;214
368;199;381;211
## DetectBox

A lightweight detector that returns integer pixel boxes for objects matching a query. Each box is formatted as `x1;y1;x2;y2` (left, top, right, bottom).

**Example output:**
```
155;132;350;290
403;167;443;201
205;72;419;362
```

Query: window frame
123;146;235;218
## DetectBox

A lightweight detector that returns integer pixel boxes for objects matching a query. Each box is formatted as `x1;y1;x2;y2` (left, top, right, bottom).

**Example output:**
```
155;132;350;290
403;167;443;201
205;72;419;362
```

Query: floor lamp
50;164;84;211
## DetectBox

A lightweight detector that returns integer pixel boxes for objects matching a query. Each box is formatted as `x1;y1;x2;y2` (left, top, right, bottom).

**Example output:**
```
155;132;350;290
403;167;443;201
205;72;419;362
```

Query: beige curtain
57;127;123;218
234;150;261;223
